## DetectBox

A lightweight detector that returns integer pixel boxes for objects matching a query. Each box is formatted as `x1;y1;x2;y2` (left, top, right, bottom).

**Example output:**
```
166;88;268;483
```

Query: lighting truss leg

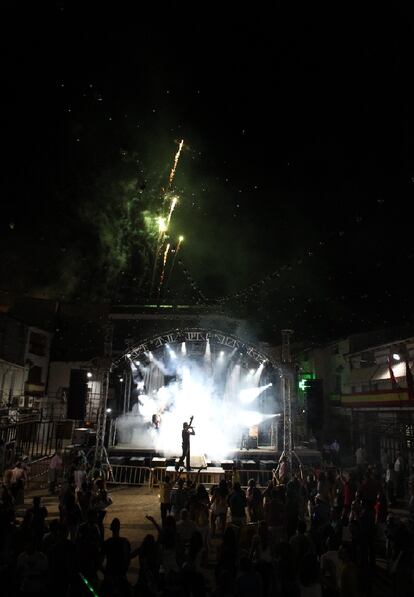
94;369;110;468
282;368;293;470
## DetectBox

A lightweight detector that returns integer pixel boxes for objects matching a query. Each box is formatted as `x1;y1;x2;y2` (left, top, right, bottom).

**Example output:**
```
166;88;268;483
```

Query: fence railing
110;465;152;486
0;418;75;460
28;454;53;488
108;465;275;489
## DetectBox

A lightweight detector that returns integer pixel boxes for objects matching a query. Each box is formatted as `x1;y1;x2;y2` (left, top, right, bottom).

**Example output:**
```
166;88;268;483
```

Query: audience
1;449;414;597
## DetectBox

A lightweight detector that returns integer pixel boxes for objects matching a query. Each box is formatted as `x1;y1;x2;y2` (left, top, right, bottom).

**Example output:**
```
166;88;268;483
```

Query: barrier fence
109;465;275;489
0;418;75;461
28;454;53;488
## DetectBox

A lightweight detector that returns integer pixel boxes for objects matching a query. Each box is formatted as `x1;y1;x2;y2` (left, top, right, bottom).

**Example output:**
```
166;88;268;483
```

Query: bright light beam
238;383;272;404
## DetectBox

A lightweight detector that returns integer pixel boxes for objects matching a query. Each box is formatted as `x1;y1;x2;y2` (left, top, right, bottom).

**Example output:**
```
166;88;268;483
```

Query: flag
387;356;399;390
405;360;414;400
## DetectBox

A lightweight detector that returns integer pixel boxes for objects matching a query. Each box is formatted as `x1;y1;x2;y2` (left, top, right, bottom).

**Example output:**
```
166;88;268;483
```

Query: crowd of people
1;451;414;596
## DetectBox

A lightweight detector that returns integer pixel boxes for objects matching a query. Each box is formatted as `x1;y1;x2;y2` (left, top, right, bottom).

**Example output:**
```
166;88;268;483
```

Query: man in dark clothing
101;518;131;595
179;420;195;471
228;482;247;523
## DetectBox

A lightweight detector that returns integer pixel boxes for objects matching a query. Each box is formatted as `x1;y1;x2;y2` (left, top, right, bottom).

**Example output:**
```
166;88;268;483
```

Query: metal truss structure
94;326;295;469
112;328;273;368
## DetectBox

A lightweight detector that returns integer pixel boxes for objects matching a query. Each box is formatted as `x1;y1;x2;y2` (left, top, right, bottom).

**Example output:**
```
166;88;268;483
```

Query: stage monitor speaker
305;379;324;433
67;369;88;420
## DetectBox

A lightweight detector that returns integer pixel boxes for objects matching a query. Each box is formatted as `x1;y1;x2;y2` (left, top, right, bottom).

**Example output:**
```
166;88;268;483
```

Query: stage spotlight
126;353;131;358
170;350;177;359
87;372;92;378
181;342;187;355
393;353;401;361
106;408;112;413
135;361;140;366
119;378;124;382
219;350;224;357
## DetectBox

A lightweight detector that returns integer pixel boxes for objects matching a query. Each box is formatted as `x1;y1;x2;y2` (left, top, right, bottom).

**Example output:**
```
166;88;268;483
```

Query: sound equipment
67;370;88;420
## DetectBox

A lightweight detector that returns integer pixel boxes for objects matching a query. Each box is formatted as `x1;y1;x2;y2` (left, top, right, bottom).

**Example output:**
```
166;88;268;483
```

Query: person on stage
179;420;195;471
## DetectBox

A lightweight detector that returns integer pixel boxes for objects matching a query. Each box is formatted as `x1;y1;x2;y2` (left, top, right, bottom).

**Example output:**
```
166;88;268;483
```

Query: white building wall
0;359;26;407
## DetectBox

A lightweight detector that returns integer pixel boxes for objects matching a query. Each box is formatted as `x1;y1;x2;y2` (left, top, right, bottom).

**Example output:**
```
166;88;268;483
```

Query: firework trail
149;140;184;298
168;139;184;188
166;196;178;228
164;236;183;291
157;242;171;297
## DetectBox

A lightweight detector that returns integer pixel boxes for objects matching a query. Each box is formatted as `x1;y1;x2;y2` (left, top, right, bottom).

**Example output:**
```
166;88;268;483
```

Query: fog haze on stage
115;341;278;460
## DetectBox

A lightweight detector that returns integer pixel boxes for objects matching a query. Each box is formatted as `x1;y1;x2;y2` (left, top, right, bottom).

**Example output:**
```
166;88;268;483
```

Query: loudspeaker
67;369;88;420
305;379;324;433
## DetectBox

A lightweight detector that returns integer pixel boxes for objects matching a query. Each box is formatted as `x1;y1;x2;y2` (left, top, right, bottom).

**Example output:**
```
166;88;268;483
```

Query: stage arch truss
112;328;280;371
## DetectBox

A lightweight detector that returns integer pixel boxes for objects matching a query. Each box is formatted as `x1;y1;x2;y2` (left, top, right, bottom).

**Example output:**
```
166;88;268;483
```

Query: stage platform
108;444;321;468
165;466;225;485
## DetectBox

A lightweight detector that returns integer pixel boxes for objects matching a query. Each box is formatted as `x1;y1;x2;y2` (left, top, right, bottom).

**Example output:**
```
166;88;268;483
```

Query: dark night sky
1;4;414;342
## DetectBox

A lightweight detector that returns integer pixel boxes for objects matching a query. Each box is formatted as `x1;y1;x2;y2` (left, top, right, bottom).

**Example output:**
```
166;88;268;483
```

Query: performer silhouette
179;418;195;470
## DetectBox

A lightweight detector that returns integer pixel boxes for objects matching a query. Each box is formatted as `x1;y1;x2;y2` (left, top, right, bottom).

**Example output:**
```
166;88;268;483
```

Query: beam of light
181;342;187;355
238;383;273;404
253;361;265;383
168;139;184;187
157;242;171;297
205;338;211;363
238;411;280;427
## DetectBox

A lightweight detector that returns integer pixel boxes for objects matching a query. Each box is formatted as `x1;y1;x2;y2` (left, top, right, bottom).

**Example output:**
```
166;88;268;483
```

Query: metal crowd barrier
110;465;152;486
108;465;275;489
28;454;53;488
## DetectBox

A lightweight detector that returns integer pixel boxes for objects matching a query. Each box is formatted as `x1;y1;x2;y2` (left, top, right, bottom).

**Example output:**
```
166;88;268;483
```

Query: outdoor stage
108;444;322;468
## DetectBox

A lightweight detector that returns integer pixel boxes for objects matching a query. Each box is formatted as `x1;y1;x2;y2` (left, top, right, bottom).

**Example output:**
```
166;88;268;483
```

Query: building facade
297;328;414;466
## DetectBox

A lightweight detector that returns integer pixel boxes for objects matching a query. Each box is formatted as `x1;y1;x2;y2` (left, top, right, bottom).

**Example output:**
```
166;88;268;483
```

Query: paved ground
22;484;164;585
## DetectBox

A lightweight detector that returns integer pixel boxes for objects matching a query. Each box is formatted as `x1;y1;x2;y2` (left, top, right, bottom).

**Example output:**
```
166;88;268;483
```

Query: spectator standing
246;478;263;523
228;482;247;524
10;461;27;504
27;496;48;549
159;475;172;527
170;477;187;518
338;545;359;597
355;447;365;468
394;453;405;498
101;517;131;596
16;539;48;596
210;479;229;535
48;451;63;495
330;440;340;466
386;463;396;506
278;455;288;484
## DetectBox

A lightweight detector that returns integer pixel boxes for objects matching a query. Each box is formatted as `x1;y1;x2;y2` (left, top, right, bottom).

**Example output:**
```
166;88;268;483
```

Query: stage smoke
115;346;278;459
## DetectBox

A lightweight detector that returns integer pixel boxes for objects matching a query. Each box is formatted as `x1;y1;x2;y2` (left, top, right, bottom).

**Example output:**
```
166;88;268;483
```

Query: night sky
1;4;414;343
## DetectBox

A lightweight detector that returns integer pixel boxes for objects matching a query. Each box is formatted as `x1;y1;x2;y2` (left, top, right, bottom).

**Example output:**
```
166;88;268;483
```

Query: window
29;332;47;356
